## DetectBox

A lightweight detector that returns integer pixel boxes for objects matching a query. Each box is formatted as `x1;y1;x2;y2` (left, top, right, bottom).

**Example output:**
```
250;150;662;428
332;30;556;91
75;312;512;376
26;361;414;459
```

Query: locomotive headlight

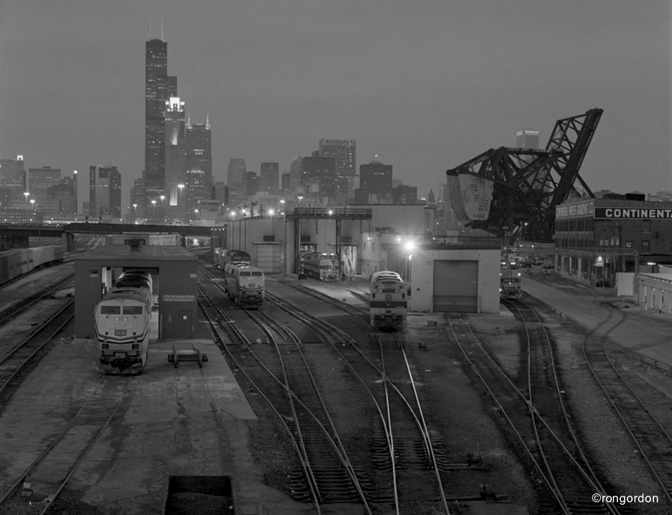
404;241;415;252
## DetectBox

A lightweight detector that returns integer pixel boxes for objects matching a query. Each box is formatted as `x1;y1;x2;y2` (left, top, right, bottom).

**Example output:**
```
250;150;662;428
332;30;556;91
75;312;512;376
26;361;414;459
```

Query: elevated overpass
0;223;216;250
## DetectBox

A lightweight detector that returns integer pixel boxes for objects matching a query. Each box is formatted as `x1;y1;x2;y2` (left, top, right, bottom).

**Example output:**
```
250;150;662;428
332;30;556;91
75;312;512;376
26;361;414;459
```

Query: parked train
223;262;265;308
0;245;63;285
94;270;153;374
214;248;251;269
500;268;522;299
301;252;339;281
369;271;408;330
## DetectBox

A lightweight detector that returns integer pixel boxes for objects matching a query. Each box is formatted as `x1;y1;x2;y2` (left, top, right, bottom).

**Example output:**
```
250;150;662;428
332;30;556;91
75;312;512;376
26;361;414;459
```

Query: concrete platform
523;274;672;370
0;337;342;514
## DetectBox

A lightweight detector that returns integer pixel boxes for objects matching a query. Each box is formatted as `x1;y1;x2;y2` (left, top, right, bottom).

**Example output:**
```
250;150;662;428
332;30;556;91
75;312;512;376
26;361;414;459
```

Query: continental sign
555;200;594;219
595;207;672;219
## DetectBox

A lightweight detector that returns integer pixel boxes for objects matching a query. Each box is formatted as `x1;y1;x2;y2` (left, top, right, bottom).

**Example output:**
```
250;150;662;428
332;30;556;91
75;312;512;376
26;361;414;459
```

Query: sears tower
145;34;177;214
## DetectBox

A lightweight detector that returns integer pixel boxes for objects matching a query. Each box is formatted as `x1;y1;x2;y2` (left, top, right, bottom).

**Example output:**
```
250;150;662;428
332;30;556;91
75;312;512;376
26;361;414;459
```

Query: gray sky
1;1;670;213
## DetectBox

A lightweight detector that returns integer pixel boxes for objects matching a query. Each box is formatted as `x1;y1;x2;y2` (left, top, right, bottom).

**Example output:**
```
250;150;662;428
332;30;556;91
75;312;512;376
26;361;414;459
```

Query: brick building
554;194;672;286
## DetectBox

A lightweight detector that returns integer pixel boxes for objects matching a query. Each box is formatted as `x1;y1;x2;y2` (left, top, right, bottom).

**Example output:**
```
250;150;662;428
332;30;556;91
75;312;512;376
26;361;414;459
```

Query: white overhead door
433;260;478;312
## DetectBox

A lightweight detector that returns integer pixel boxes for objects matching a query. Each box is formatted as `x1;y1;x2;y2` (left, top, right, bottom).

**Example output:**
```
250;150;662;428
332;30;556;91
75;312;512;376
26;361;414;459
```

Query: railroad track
0;299;74;408
0;375;133;514
263;287;456;513
197;279;374;514
447;312;627;514
582;302;672;507
199;264;460;513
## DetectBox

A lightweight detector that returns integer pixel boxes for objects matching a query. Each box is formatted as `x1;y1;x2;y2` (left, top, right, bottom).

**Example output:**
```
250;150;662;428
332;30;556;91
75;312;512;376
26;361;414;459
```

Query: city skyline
1;1;670;215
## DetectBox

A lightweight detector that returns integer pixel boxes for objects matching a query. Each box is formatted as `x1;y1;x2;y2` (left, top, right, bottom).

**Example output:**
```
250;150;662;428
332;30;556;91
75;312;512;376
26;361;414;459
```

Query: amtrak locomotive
94;270;152;374
369;271;408;330
301;252;339;281
224;262;265;308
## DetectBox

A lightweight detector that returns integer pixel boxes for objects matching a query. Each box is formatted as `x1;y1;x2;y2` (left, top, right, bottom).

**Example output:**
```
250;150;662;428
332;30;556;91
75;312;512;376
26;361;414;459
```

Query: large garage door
433;260;478;312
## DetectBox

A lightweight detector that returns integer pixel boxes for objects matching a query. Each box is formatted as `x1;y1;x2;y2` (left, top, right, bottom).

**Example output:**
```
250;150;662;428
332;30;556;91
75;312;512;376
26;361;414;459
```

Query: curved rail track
0;376;133;514
582;302;672;506
447;308;626;515
198;263;455;513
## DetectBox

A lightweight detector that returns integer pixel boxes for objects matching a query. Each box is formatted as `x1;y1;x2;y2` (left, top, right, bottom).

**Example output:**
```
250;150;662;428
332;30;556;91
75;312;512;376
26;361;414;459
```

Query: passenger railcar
301;252;339;281
95;270;152;374
500;269;522;299
224;262;264;308
370;271;408;330
0;245;63;286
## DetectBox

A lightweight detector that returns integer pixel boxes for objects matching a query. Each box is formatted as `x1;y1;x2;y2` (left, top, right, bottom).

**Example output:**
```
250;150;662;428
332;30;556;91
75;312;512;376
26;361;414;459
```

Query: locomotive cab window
123;306;143;315
101;306;121;314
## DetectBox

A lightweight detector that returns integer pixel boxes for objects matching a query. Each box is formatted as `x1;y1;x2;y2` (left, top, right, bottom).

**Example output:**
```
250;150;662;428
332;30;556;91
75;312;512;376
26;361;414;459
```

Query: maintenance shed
393;241;501;314
74;244;198;339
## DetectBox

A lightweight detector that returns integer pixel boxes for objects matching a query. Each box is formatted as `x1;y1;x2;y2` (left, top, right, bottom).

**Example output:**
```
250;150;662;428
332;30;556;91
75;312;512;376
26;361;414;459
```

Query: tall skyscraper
259;162;279;195
0;155;26;207
318;139;356;200
145;36;177;212
356;156;393;203
47;177;77;215
227;159;246;187
184;118;212;220
28;166;61;207
165;96;186;207
89;166;121;219
295;153;337;201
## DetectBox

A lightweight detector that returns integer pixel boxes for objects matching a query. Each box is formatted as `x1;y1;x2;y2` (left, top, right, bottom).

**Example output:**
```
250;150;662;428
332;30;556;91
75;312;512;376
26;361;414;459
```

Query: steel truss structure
447;108;603;243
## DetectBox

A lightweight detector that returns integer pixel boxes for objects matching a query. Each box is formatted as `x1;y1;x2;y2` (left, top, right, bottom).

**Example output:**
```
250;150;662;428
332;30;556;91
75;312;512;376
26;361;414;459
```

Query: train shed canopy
75;245;198;340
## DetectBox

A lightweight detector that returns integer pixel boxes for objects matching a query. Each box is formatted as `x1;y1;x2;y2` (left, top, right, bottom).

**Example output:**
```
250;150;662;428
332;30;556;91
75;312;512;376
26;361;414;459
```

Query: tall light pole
132;204;137;224
24;192;29;206
151;200;156;223
160;195;165;223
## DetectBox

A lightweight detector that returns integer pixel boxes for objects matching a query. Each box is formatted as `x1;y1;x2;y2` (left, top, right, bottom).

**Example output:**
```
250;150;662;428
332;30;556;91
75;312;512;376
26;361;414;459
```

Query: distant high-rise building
28;166;61;208
165;96;186;207
392;185;418;204
259;162;279;195
281;172;290;194
227;159;246;187
47;177;77;215
130;177;146;219
145;36;177;211
516;129;540;149
89;166;121;219
298;154;337;201
184;118;212;220
319;138;356;199
213;182;227;205
246;171;258;197
355;156;392;203
0;155;26;206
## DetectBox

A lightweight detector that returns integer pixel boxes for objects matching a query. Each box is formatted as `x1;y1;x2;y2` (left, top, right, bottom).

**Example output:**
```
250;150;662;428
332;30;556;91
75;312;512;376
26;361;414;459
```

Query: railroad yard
0;247;671;514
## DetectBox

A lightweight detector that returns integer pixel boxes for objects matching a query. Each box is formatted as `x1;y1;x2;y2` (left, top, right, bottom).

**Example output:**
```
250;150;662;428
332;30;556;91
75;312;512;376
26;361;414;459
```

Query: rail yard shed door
433;260;478;312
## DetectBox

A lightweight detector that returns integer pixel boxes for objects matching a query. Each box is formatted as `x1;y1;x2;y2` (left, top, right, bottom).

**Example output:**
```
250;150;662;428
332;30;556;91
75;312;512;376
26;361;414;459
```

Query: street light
132;203;137;224
151;199;156;222
24;192;29;206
